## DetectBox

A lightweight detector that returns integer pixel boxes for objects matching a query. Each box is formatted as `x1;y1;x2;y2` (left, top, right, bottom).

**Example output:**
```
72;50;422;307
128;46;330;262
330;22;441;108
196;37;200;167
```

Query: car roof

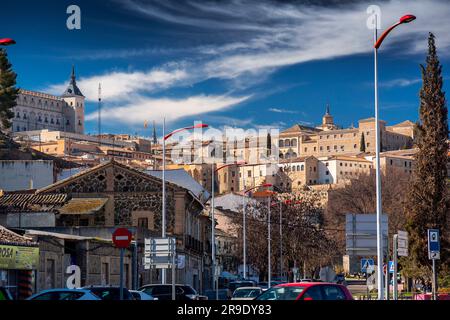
235;286;261;290
274;282;338;288
37;288;92;293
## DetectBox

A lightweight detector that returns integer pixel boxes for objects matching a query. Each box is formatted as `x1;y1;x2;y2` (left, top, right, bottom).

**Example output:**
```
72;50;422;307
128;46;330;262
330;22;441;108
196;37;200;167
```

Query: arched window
301;165;304;171
292;152;297;158
296;165;300;171
285;139;291;147
291;139;297;147
279;140;284;148
279;153;284;159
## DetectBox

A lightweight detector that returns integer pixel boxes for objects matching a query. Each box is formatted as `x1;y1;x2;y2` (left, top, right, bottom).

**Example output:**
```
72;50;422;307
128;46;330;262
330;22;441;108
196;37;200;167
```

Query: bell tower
61;66;85;134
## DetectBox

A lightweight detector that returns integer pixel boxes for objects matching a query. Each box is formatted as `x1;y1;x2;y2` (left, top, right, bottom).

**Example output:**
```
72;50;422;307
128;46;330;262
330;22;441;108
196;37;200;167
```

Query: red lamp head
0;38;16;46
262;183;273;188
399;14;416;24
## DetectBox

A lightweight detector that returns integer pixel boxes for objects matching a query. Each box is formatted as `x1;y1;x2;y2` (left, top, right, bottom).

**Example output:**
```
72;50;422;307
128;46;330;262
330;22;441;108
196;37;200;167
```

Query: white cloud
46;67;189;102
380;78;422;88
85;94;250;125
268;108;298;114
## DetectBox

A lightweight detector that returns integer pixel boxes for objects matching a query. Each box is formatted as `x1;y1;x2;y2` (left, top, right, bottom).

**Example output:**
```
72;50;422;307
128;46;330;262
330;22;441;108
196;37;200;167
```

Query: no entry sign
112;228;132;248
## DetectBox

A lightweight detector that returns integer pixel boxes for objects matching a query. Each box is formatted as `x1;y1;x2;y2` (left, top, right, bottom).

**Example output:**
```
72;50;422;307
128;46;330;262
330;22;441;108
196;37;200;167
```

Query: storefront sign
0;245;39;270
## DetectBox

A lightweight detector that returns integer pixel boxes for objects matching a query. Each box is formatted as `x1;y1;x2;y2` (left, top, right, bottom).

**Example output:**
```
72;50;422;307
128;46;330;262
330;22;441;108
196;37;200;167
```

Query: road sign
112;228;132;248
427;229;440;260
145;237;176;269
346;214;389;256
361;258;374;273
397;230;408;257
388;261;394;273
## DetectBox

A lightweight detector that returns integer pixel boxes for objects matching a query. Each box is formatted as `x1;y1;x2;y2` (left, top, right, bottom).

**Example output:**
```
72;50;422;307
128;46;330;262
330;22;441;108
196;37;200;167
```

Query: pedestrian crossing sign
361;258;374;273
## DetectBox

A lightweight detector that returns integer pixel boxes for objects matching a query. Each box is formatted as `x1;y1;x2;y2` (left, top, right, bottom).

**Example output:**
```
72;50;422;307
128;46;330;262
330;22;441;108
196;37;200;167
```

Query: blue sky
1;0;449;137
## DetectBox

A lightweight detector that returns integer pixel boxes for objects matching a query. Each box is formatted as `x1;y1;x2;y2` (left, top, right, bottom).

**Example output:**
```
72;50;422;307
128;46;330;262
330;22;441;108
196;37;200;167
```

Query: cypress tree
403;33;449;280
360;133;366;152
0;48;18;132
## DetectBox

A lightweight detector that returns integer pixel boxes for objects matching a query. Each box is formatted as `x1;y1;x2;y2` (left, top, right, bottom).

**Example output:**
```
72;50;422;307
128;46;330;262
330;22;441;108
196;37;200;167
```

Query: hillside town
0;1;449;305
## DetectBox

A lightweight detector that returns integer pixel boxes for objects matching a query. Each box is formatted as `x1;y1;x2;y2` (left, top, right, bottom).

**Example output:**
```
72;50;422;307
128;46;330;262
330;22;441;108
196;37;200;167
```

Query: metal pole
385;234;390;300
374;14;384;300
267;196;271;288
242;169;247;280
432;259;437;300
172;239;176;301
211;165;217;299
162;118;166;284
393;234;398;300
119;248;124;300
279;201;282;280
132;241;138;290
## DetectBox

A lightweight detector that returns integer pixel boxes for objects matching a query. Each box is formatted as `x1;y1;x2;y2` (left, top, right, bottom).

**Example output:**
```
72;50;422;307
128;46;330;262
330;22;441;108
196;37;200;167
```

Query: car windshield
182;286;197;295
233;289;261;298
255;286;305;300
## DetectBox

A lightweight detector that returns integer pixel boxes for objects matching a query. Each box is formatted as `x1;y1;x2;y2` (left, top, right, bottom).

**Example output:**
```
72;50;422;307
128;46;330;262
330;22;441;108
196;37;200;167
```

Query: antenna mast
98;83;102;145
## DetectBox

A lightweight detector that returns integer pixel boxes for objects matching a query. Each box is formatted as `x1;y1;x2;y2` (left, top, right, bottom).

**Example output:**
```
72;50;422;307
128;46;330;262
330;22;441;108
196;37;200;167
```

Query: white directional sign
145;237;176;269
397;230;409;257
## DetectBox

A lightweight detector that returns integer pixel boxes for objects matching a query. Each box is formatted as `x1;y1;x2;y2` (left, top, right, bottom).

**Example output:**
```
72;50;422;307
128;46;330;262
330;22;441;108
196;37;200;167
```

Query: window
291;139;297;146
44;117;48;123
340;163;343;167
301;165;304;171
326;171;329;175
354;144;357;149
314;147;317;152
231;171;236;177
137;218;149;229
285;140;290;147
367;131;370;135
296;165;300;171
16;112;20;118
79;218;89;226
367;143;370;147
322;285;346;300
247;170;252;178
101;262;110;285
45;258;56;289
404;161;407;167
320;146;323;151
23;113;27;119
334;145;337;150
390;159;393;165
313;167;316;172
327;146;330;151
279;140;284;147
304;147;307;152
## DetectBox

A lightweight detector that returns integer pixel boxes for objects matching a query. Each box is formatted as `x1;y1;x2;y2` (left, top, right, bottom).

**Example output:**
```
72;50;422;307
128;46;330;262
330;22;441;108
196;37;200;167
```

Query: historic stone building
11;67;85;134
278;108;414;159
0;160;213;292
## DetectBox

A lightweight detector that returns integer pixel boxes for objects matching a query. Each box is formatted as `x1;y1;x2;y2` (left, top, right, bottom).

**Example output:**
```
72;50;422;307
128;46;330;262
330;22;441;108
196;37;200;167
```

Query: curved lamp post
211;160;245;299
161;121;208;284
373;14;415;300
248;183;273;287
0;38;16;46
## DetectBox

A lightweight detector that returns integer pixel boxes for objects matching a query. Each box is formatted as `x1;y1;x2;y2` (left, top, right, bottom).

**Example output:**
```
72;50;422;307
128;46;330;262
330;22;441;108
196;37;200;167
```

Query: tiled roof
0;225;36;245
281;124;321;134
0;193;68;213
59;198;108;215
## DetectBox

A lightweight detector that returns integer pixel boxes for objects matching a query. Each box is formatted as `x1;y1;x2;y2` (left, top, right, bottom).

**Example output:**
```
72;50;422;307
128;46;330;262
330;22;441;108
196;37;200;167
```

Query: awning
58;198;108;215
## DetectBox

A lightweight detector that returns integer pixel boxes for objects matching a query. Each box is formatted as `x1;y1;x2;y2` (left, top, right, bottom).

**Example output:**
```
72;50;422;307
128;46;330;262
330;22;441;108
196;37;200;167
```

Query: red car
254;282;353;300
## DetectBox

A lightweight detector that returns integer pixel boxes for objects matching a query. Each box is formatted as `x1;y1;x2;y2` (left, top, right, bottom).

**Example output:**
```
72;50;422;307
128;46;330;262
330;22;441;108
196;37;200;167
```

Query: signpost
112;228;132;300
428;229;440;300
393;230;408;300
145;237;177;300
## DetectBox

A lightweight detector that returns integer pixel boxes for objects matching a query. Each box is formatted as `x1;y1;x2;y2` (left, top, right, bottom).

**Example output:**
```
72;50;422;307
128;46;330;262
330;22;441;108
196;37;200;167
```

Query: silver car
27;289;101;300
231;287;263;300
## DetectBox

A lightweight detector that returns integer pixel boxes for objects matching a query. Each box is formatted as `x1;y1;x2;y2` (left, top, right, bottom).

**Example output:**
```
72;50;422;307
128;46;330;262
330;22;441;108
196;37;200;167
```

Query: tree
360;133;366;152
403;33;449;282
232;191;338;281
0;48;19;132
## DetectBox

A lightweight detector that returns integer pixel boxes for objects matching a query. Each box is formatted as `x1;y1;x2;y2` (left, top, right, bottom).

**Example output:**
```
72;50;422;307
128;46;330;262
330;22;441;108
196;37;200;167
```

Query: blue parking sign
428;229;440;260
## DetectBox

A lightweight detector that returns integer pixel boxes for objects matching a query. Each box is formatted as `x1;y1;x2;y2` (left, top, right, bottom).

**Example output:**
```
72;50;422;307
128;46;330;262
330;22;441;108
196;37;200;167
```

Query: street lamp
0;38;16;46
211;161;245;300
373;14;416;300
161;121;208;284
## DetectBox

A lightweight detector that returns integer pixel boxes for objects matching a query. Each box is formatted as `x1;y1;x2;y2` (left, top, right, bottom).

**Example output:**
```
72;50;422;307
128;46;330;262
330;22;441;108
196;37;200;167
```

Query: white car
129;290;157;300
231;287;263;300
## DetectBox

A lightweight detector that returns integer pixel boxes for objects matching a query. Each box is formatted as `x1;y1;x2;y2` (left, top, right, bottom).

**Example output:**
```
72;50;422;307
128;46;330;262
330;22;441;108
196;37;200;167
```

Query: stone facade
12;67;85;134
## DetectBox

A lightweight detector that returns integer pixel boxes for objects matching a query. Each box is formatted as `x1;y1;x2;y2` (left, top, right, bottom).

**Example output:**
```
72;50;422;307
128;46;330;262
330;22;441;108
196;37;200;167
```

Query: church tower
321;104;335;130
61;66;85;134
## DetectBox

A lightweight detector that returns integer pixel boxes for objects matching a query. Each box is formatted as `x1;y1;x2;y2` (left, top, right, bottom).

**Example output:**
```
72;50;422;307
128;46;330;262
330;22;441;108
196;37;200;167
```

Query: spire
325;103;330;115
152;121;158;144
62;65;84;97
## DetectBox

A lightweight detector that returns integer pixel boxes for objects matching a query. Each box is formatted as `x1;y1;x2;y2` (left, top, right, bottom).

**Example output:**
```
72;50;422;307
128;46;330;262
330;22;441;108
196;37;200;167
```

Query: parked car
139;284;199;301
27;289;101;300
227;281;256;297
204;289;229;300
0;287;13;300
82;286;134;300
129;290;156;300
231;287;263;300
254;282;353;300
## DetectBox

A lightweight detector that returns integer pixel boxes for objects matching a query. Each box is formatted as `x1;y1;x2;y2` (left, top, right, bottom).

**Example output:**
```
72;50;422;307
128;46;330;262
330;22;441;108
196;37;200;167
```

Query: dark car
255;282;353;300
0;287;13;300
82;286;134;300
139;284;199;301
